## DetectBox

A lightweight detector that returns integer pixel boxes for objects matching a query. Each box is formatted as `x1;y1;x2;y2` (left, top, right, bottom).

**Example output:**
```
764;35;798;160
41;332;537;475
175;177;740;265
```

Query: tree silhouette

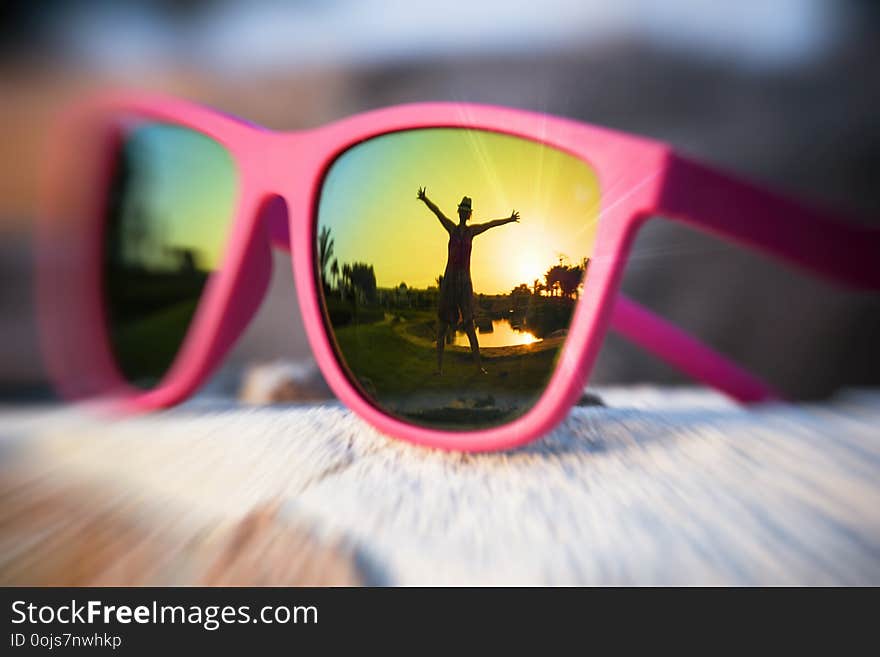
318;226;335;291
544;265;564;297
558;265;583;299
510;283;532;313
330;258;339;292
341;263;352;298
545;260;587;299
349;262;377;303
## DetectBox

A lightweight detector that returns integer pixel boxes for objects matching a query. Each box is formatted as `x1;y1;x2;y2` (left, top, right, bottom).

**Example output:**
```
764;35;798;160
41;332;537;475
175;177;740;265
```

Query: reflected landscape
317;128;600;429
103;122;237;388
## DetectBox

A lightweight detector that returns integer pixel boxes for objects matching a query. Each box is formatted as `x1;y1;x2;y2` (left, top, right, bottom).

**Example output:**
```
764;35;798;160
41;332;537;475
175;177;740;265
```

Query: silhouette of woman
417;187;520;375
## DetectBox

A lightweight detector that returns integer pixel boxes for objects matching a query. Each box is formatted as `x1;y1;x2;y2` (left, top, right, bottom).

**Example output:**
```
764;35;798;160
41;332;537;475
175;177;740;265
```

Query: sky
317;128;600;294
120;123;237;272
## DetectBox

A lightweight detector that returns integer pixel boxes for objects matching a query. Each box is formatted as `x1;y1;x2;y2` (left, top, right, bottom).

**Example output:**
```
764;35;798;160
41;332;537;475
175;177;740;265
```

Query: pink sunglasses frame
38;93;880;452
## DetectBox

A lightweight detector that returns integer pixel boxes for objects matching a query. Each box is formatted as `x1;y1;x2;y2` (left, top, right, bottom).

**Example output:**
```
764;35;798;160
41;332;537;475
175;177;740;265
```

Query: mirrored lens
317;128;600;430
103;122;237;388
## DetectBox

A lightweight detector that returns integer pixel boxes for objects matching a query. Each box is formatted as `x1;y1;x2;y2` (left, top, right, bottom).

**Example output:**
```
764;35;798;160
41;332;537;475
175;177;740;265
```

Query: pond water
453;319;541;348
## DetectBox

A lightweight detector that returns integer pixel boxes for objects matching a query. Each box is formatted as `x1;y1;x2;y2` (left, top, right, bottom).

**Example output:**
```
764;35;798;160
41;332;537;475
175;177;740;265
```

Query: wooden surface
1;386;879;585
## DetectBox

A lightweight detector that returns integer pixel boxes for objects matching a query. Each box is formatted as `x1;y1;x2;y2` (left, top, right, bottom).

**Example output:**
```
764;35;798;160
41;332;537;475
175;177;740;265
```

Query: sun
515;251;548;288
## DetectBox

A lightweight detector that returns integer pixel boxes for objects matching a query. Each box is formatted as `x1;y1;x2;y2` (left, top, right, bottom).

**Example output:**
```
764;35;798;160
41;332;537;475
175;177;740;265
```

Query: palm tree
341;263;352;299
559;264;583;299
318;226;335;288
330;258;339;293
545;266;563;297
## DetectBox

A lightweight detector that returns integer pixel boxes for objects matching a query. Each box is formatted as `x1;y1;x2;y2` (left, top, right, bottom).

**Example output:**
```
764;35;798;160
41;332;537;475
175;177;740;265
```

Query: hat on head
458;196;473;212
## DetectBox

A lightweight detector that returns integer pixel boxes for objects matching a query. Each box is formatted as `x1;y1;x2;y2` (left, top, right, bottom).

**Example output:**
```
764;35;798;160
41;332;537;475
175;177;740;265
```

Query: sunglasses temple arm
609;293;782;403
658;153;880;291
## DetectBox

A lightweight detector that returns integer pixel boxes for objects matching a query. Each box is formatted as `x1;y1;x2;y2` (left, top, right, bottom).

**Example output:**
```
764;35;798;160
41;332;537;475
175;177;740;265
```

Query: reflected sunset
319;128;600;294
316;127;601;429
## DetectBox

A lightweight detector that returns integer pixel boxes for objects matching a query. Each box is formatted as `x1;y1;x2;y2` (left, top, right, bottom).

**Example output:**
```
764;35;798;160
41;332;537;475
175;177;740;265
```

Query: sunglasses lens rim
314;126;600;431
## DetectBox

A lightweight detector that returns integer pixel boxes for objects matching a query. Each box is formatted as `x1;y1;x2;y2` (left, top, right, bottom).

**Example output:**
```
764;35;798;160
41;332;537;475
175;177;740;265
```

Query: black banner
0;587;863;652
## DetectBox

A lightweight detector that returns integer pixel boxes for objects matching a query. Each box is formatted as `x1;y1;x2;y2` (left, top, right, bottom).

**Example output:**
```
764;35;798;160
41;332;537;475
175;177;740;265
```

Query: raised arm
417;187;455;233
471;211;520;236
657;152;880;290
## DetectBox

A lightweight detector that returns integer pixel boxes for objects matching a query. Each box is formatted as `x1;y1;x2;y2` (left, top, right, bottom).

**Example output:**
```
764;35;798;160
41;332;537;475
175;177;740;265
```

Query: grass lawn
110;299;199;386
331;317;562;429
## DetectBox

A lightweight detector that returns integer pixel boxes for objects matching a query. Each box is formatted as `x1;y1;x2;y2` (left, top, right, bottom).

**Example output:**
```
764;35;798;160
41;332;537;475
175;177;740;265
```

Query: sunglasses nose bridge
257;131;312;251
260;129;310;188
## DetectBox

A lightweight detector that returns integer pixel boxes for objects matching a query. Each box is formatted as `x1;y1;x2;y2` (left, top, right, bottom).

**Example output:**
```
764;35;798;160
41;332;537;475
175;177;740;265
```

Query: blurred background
2;0;879;401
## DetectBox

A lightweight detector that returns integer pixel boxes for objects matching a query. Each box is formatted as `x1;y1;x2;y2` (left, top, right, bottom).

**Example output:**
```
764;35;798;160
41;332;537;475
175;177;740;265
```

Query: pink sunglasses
38;92;880;452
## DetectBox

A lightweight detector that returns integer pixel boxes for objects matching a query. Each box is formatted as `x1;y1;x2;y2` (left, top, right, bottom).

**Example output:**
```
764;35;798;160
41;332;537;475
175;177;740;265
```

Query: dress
437;224;475;325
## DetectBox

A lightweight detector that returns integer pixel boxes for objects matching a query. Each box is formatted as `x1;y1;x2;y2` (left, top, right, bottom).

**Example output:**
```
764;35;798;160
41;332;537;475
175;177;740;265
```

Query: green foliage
524;297;576;338
349;262;377;302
